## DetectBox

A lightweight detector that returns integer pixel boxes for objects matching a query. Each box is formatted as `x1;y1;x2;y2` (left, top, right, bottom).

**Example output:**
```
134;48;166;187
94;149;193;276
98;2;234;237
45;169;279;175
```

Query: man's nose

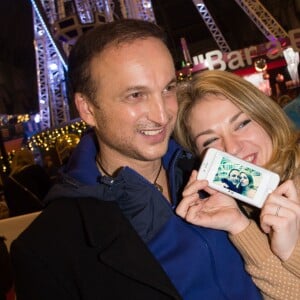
148;95;168;125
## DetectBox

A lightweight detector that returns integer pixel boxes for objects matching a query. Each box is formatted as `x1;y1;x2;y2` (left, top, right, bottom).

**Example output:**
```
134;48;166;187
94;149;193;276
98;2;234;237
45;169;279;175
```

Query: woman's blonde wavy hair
174;70;300;181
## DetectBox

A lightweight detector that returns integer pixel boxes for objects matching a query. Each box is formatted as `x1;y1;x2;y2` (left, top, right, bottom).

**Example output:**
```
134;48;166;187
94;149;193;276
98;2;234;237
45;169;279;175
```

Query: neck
97;154;171;202
96;154;165;191
96;154;163;178
96;156;115;177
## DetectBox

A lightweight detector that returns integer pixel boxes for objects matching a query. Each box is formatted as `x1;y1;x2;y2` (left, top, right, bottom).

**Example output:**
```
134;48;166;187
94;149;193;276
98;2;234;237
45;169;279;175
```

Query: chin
145;145;168;161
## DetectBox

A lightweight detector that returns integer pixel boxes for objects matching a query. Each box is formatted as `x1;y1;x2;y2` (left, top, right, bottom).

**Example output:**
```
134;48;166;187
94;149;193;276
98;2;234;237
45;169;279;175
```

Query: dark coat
11;196;182;300
0;237;13;300
3;164;52;216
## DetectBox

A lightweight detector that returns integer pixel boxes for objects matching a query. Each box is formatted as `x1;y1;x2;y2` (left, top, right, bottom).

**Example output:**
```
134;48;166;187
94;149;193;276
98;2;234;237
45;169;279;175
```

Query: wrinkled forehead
93;37;172;63
90;38;175;88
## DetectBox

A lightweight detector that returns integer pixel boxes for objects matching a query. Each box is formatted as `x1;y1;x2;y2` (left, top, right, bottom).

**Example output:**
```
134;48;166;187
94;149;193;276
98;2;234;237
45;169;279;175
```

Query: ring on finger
275;205;281;217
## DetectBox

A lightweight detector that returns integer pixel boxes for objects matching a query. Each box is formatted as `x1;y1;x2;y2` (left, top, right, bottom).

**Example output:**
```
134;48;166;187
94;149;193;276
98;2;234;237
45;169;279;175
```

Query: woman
174;70;300;299
238;171;256;198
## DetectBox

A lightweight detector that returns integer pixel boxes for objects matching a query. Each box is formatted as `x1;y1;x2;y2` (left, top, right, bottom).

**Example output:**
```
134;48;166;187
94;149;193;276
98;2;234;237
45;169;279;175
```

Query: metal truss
32;1;69;129
192;0;231;53
119;0;156;22
234;0;288;41
38;0;58;24
33;11;51;129
31;0;155;130
73;0;95;23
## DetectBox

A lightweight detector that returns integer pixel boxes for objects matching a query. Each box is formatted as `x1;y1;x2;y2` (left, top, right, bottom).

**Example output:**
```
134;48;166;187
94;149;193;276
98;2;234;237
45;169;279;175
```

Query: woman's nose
223;135;242;156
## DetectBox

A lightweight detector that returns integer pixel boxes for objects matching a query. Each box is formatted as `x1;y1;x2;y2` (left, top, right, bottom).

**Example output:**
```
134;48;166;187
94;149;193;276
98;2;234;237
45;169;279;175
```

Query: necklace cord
96;156;163;192
153;163;163;192
96;156;114;178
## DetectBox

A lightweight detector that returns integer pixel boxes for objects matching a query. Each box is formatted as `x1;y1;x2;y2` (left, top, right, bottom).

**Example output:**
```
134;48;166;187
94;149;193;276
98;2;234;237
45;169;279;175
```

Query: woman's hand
260;179;300;261
176;170;250;235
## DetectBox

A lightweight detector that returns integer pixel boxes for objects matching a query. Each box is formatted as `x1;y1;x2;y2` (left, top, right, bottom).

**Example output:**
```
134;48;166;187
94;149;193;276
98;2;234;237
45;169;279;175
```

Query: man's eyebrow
122;77;177;93
124;85;147;92
194;111;244;140
168;77;177;85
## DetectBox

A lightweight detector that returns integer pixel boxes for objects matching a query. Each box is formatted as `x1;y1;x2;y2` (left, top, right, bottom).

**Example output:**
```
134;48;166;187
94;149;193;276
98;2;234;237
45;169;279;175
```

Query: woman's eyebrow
193;128;214;141
229;111;243;123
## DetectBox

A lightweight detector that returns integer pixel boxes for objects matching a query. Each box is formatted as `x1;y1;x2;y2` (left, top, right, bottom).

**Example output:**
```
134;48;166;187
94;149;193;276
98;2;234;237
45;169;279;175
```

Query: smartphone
197;148;280;208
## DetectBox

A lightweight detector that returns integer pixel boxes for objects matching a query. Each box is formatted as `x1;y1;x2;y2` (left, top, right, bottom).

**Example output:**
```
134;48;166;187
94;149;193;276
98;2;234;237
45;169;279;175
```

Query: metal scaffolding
192;0;231;53
234;0;288;41
192;0;287;53
30;0;156;130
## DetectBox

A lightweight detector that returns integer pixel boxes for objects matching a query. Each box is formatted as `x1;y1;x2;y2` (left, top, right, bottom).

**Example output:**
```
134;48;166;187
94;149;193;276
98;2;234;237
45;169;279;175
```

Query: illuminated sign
190;28;300;72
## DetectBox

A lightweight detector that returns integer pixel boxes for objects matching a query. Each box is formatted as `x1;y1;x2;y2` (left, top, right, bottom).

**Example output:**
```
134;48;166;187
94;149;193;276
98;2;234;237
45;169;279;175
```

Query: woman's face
239;172;249;187
188;94;273;166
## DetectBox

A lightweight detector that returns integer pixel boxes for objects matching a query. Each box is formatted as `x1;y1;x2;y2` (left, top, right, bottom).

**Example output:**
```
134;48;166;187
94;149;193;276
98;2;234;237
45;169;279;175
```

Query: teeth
141;129;162;136
244;155;254;162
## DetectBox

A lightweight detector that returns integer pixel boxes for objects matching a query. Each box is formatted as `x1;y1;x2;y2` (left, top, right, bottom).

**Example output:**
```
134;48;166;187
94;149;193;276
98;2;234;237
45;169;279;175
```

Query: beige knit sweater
230;221;300;300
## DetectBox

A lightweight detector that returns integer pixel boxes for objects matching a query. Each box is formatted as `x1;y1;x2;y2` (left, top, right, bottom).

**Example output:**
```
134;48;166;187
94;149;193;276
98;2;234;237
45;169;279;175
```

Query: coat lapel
78;197;181;299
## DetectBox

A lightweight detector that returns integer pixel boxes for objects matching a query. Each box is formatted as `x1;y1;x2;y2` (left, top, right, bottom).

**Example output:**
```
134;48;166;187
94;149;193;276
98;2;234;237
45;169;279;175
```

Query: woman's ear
74;93;96;126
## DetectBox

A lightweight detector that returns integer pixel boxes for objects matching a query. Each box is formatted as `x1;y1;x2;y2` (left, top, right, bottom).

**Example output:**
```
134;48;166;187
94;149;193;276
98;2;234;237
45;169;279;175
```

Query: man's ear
74;93;96;126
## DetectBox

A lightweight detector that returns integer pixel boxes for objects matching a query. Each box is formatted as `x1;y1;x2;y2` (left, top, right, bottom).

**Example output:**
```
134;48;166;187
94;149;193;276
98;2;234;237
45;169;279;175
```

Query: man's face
229;170;240;186
87;37;178;164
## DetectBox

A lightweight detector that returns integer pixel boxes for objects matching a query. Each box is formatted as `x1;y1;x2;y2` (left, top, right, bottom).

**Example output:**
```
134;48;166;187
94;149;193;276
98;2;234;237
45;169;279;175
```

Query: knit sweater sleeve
229;220;300;300
282;238;300;278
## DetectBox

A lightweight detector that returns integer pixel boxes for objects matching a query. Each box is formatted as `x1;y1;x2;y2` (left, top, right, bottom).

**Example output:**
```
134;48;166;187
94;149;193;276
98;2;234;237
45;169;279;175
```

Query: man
221;168;241;193
10;19;262;299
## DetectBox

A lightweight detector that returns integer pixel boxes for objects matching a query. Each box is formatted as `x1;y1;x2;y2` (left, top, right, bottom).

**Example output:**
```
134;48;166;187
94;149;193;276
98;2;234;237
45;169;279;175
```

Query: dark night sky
0;0;37;115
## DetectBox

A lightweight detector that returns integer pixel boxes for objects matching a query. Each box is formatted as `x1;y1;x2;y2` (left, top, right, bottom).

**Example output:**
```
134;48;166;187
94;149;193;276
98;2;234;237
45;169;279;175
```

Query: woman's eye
203;137;218;148
236;119;251;130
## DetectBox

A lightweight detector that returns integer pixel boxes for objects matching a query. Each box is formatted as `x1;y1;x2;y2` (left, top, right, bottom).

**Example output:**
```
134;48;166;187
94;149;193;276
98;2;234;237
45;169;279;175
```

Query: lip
139;126;167;143
141;128;164;136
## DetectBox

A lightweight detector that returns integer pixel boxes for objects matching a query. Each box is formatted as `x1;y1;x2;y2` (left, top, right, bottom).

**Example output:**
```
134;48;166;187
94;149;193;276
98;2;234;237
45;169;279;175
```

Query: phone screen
212;156;261;200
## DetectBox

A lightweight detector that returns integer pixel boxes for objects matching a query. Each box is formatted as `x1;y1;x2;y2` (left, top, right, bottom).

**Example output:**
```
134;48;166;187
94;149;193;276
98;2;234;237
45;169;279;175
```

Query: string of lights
0;120;89;174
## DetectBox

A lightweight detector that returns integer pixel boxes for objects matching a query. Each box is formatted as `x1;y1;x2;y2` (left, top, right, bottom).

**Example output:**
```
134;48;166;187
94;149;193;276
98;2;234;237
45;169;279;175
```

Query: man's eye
131;92;142;98
168;83;177;91
163;83;177;94
127;92;144;100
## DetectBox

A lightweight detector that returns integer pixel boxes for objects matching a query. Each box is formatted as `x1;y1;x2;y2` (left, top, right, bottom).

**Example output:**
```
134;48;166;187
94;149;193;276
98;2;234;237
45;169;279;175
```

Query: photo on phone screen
212;156;261;200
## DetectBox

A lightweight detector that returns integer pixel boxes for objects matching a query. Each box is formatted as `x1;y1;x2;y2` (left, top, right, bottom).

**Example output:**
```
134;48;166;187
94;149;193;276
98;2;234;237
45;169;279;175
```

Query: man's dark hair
228;168;240;177
68;19;168;106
